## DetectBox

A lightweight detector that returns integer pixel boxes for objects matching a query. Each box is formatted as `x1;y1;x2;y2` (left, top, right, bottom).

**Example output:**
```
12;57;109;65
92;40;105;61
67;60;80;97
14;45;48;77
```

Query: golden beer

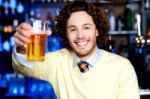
27;34;47;61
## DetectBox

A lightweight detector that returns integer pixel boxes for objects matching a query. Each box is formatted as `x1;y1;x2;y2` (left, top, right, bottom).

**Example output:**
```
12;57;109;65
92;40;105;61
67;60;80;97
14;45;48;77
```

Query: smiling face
66;11;98;60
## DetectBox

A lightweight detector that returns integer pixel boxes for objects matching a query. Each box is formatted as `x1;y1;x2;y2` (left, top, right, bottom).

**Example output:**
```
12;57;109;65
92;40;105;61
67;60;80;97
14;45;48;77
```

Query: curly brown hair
55;1;109;49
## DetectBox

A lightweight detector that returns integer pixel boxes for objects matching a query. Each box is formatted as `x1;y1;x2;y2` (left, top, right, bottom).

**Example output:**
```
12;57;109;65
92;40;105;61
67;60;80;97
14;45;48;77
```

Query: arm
12;46;58;82
117;59;140;99
12;22;53;81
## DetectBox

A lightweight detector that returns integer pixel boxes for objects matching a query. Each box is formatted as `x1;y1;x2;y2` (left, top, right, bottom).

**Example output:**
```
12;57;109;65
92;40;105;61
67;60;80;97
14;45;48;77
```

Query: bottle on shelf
145;0;150;10
106;35;116;53
109;13;115;31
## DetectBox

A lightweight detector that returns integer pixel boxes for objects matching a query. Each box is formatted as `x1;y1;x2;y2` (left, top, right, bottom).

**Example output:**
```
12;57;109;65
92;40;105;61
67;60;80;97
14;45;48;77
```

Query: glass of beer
27;20;47;61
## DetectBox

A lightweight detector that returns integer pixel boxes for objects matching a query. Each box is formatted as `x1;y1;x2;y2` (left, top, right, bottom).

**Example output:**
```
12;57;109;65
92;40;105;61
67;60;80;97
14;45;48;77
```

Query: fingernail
24;44;27;48
27;39;30;43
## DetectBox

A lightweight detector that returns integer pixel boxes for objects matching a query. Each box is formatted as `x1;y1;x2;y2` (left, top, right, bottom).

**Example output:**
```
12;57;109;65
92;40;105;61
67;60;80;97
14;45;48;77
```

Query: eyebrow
67;23;93;29
67;25;76;29
83;23;93;26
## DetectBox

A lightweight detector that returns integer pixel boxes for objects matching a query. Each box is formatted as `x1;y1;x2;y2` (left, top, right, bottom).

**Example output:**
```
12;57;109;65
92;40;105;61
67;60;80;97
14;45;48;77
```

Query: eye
84;26;90;29
68;27;77;32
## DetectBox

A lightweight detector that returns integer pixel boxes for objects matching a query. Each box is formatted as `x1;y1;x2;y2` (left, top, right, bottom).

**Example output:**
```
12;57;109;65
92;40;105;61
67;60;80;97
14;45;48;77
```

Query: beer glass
27;20;47;61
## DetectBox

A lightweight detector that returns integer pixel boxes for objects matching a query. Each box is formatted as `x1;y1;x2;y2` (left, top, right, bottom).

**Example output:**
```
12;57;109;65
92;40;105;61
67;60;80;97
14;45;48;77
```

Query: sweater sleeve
117;59;140;99
12;49;63;83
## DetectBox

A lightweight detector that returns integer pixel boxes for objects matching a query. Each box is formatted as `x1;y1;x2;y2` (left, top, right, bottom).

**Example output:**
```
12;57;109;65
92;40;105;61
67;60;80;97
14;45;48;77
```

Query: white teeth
77;42;87;46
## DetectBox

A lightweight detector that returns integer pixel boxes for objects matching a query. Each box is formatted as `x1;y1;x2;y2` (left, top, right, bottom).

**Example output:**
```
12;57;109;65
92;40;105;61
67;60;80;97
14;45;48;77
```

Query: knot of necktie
77;61;90;73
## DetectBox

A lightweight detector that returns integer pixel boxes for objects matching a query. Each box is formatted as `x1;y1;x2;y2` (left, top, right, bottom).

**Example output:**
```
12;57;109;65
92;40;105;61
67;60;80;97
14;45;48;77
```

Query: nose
77;29;84;39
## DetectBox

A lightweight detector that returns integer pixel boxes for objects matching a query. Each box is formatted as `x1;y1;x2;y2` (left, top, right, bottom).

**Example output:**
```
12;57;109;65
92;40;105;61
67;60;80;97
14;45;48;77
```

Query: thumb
45;30;52;36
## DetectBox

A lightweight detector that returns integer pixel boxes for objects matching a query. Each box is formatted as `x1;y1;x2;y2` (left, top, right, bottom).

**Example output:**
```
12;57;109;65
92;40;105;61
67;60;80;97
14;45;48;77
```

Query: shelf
96;0;141;4
140;89;150;95
108;30;138;35
142;10;150;14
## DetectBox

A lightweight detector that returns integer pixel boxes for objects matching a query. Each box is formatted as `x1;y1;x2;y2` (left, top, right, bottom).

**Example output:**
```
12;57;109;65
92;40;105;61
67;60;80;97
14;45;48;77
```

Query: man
12;1;140;99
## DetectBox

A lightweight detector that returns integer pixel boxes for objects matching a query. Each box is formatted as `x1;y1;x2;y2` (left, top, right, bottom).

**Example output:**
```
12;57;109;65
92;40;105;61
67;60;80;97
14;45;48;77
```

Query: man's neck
77;46;97;61
73;47;104;69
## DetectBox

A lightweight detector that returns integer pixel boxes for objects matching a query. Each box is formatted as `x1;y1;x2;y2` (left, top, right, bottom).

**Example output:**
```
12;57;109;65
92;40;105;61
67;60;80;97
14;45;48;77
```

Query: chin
75;49;89;56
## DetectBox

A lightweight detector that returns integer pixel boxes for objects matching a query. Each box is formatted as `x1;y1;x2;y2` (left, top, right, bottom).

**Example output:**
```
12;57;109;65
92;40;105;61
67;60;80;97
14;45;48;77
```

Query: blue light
30;10;35;16
9;0;17;9
13;87;18;95
3;0;9;8
56;8;60;16
39;84;44;92
0;34;2;52
45;83;52;90
17;2;24;14
10;36;15;47
3;40;11;52
20;86;25;95
0;0;3;6
0;80;7;87
47;34;63;52
31;84;37;92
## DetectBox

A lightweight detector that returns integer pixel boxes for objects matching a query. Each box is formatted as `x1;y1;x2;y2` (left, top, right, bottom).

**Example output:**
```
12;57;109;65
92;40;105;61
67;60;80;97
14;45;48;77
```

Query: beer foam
32;20;42;34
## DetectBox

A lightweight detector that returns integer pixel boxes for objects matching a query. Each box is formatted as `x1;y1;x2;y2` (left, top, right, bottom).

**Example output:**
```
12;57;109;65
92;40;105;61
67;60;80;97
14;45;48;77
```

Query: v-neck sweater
12;48;140;99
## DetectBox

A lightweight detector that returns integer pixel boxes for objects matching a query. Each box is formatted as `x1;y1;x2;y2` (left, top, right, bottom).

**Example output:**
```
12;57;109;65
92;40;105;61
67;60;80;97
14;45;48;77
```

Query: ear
96;30;99;37
66;32;69;39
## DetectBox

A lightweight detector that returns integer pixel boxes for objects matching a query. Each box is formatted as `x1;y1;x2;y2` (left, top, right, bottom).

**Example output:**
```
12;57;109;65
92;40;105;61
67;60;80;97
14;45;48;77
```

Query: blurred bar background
0;0;150;99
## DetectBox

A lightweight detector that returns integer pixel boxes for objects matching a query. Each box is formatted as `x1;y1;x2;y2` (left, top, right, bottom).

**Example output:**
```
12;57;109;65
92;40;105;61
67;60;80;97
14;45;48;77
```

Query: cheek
66;33;73;42
66;33;69;40
67;32;77;38
66;32;71;38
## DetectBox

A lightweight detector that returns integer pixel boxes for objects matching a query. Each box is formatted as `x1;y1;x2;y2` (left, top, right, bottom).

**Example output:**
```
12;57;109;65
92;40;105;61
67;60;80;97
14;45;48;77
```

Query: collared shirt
73;47;104;69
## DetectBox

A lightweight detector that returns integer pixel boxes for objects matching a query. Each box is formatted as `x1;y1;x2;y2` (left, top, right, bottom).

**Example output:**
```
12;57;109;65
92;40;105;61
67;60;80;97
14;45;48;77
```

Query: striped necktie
77;61;90;73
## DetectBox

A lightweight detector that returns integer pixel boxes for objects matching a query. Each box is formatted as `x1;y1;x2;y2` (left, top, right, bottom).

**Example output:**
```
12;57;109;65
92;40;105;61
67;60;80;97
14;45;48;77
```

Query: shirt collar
73;47;104;68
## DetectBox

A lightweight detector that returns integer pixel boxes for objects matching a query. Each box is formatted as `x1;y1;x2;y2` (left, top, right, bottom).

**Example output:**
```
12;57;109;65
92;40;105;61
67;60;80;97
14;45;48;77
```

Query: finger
15;32;30;44
16;26;32;37
15;37;26;47
45;30;52;36
19;22;32;30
